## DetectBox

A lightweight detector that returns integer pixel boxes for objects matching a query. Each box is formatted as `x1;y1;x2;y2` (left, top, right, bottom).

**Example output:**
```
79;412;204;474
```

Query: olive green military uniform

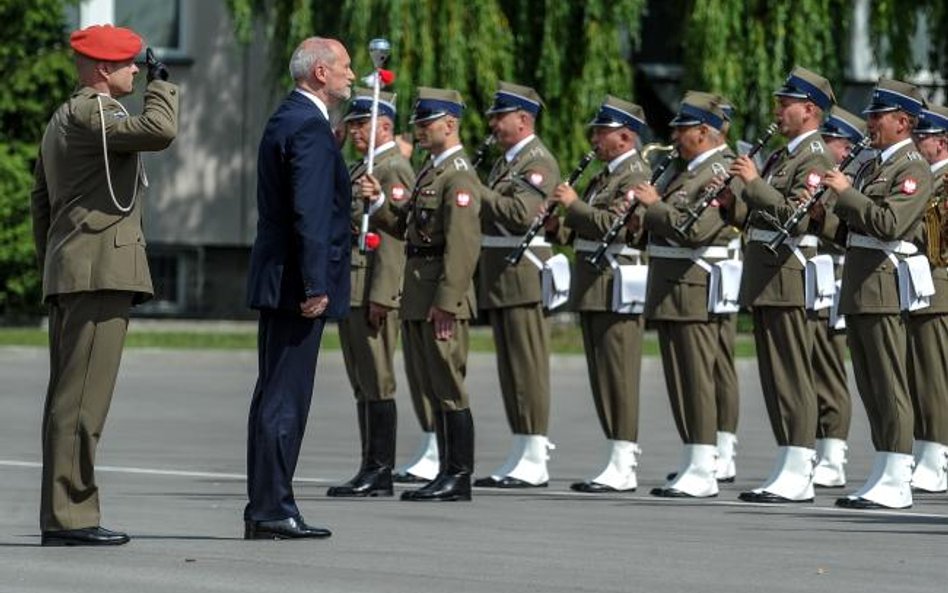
728;132;833;448
480;136;560;435
379;147;481;412
564;151;651;442
645;147;738;446
339;145;415;406
30;81;179;531
906;160;948;446
821;141;932;454
811;237;851;441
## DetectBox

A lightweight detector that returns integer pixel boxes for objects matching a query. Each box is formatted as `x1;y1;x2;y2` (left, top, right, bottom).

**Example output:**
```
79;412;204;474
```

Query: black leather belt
406;244;445;258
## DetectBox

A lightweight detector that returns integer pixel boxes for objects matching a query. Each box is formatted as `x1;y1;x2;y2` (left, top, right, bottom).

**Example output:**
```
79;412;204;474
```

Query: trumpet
760;136;872;254
925;176;948;267
585;147;679;267
505;150;597;266
673;123;778;236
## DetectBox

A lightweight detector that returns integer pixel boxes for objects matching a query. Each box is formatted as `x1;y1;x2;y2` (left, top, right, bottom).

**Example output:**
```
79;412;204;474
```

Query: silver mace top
368;38;391;69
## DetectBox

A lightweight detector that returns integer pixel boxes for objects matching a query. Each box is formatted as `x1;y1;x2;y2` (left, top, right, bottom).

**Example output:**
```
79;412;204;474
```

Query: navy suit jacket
247;91;352;319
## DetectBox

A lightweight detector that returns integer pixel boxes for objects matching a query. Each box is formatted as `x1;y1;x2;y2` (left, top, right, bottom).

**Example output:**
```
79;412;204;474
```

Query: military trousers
846;313;913;454
907;313;948;445
811;315;851;441
752;306;817;448
579;312;643;442
714;313;740;434
402;319;470;412
488;303;551;435
655;320;718;445
339;306;399;402
41;290;133;531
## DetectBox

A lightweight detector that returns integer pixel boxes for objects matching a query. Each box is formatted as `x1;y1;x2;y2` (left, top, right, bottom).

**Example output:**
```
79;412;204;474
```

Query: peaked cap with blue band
774;66;836;111
915;104;948;135
410;87;465;124
485;81;544;117
864;78;926;117
344;87;397;122
669;91;727;131
587;95;647;133
820;106;866;143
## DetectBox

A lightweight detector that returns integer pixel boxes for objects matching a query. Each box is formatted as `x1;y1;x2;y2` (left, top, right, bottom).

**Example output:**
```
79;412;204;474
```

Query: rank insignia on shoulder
528;171;544;186
809;141;825;154
711;162;727;177
630;160;645;172
112;111;128;119
907;151;923;161
528;146;545;158
901;178;918;195
453;158;469;171
391;185;407;201
455;191;472;207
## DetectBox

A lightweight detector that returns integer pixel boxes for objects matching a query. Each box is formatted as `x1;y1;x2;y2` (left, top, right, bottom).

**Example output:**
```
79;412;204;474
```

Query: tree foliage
0;0;75;317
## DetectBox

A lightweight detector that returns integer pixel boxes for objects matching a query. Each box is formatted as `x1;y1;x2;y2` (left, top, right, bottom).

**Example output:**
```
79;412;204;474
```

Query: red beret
70;24;142;61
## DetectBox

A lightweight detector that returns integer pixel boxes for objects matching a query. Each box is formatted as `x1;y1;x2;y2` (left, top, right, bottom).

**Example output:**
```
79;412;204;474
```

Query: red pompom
365;232;382;250
378;69;396;86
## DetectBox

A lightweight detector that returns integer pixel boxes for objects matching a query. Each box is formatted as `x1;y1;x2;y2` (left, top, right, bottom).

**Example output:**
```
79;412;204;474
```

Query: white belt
846;233;918;256
747;229;818;248
646;244;729;261
574;238;641;257
481;235;551;249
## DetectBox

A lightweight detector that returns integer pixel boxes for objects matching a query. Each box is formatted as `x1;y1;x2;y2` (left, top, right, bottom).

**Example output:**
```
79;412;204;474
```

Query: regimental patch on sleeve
528;171;545;186
901;178;918;195
391;185;407;201
809;142;825;154
455;190;472;207
806;172;822;189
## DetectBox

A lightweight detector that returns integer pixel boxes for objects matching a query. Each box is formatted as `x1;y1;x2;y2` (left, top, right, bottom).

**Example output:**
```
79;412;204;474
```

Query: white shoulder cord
96;94;140;213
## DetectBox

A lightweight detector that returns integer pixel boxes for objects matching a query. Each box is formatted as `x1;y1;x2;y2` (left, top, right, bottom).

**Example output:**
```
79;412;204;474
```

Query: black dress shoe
738;490;813;504
326;466;394;497
666;471;734;483
244;516;332;540
401;473;471;502
41;526;130;547
473;475;548;489
392;471;431;484
650;487;711;498
835;496;908;510
570;481;627;493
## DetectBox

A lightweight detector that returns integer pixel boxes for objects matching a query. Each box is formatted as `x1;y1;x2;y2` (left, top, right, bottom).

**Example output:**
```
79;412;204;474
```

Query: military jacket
31;81;179;304
820;140;932;315
643;146;738;321
562;151;651;312
347;144;414;308
729;131;833;307
479;135;561;308
382;147;481;321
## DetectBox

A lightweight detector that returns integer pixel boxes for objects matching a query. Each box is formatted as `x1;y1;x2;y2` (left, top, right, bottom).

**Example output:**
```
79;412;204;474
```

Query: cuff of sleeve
835;187;870;213
368;191;386;215
563;199;592;226
433;288;464;315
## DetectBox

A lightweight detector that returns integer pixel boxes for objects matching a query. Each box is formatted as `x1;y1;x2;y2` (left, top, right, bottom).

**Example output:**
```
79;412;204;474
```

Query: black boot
401;409;473;502
327;401;396;497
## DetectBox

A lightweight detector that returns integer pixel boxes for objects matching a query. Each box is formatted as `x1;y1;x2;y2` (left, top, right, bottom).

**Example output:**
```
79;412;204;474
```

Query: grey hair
289;37;337;81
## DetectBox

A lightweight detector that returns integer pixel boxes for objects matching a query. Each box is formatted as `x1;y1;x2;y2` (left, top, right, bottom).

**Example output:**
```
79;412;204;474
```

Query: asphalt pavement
1;344;945;592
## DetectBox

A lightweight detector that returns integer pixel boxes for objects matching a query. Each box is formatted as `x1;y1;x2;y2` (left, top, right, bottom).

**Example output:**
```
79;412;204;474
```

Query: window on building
71;0;187;61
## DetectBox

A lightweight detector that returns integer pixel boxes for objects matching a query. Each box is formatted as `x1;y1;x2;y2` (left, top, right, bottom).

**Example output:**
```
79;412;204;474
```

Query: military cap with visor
344;87;397;122
485;81;544;117
70;24;143;62
820;106;867;143
914;105;948;135
774;66;836;111
588;95;647;134
410;87;465;124
669;91;727;131
863;78;926;117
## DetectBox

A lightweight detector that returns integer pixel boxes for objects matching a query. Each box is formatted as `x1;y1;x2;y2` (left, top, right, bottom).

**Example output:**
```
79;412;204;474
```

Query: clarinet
762;136;872;254
470;134;496;169
673;123;778;236
505;150;597;265
585;148;679;267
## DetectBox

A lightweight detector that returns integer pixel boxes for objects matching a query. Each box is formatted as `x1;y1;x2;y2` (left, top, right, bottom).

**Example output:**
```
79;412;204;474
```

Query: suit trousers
846;313;913;453
245;309;325;521
488;303;551;435
41;290;133;531
656;320;718;445
811;317;851;440
401;320;470;412
752;306;817;448
579;312;643;442
339;306;399;402
907;313;948;445
714;313;740;434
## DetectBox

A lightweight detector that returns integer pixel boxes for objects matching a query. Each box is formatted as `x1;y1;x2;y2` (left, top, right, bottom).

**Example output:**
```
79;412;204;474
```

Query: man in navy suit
244;37;355;540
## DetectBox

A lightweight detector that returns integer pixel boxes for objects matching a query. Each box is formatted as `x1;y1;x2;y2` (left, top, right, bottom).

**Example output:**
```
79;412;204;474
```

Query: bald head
290;37;354;107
